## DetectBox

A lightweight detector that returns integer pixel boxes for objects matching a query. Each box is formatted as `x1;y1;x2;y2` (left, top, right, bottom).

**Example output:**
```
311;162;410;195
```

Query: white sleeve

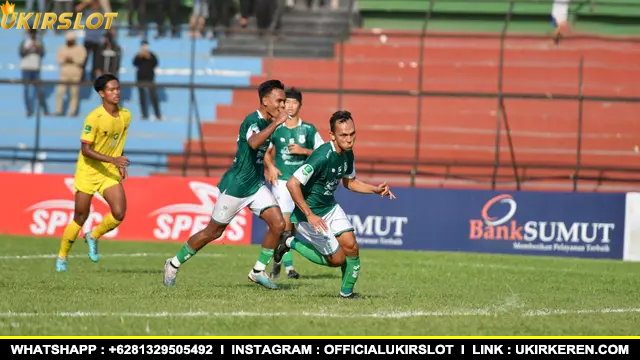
293;164;315;186
343;159;356;179
313;132;324;149
246;123;260;141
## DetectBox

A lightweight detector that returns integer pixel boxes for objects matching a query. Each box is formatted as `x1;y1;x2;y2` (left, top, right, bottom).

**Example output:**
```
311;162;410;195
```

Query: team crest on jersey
302;164;313;176
298;135;306;144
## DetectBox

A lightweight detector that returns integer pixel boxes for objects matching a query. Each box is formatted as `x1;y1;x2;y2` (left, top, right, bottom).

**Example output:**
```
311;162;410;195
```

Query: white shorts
212;185;279;224
294;205;354;256
192;1;209;18
552;0;569;24
272;180;295;214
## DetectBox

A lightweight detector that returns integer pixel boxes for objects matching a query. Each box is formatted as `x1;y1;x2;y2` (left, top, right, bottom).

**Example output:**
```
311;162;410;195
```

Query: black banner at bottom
2;339;636;356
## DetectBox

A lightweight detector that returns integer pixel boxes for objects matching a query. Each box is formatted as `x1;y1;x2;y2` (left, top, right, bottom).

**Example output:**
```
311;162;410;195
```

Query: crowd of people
18;0;343;118
19;0;162;119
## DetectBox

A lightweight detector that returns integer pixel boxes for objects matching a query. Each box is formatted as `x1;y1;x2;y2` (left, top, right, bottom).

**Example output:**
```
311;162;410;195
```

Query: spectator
238;0;255;28
255;0;280;37
75;0;117;36
189;0;208;38
133;40;162;121
287;0;338;11
127;0;147;37
76;0;107;80
53;0;74;35
155;0;180;38
55;32;87;117
551;0;572;45
208;0;232;39
19;29;48;117
93;32;121;78
99;0;112;12
25;0;47;14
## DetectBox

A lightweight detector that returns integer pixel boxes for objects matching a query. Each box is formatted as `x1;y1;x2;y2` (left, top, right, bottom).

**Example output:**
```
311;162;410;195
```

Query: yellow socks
90;213;121;240
58;221;82;258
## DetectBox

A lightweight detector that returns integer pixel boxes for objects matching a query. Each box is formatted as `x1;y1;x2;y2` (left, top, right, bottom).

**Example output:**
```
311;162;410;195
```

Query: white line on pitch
0;253;223;260
0;308;638;319
522;308;640;317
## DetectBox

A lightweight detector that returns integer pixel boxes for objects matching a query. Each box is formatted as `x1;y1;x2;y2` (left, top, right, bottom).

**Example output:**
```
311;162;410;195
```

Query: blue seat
1;27;264;175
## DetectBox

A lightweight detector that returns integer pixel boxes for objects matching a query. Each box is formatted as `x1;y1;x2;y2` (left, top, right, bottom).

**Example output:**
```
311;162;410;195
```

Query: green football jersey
217;111;272;198
269;119;324;181
291;142;356;222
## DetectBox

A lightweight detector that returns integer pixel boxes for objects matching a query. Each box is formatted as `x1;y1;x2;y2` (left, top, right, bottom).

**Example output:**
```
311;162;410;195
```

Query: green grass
1;235;640;336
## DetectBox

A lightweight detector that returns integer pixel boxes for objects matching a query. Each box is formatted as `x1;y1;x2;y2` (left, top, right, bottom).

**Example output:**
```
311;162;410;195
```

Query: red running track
166;32;640;192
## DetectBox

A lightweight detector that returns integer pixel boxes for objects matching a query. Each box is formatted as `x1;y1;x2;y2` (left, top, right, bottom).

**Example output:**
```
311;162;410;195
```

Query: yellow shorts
74;174;121;197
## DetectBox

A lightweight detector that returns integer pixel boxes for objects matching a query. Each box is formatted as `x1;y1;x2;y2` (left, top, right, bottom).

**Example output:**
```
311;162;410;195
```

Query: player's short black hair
330;110;353;133
258;79;285;101
94;73;119;93
285;87;302;104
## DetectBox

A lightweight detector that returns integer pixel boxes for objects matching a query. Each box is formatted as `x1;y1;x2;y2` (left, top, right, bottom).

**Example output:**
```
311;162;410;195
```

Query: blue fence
251;187;627;260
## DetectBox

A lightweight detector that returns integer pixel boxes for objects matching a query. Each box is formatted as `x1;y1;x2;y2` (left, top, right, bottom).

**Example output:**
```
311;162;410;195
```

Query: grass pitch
1;235;639;336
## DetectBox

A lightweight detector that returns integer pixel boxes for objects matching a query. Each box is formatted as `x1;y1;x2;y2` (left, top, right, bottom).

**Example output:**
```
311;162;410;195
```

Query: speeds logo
469;194;615;253
26;177;118;238
149;181;249;243
1;173;252;244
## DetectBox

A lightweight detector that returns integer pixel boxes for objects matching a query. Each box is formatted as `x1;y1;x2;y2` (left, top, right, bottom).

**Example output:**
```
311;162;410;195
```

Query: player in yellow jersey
56;74;132;272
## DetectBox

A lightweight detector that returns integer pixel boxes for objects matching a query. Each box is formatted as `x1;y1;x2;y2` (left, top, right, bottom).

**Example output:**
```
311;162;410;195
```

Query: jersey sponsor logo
284;160;303;166
84;125;92;134
468;194;614;254
24;177;118;238
324;177;341;195
301;164;313;176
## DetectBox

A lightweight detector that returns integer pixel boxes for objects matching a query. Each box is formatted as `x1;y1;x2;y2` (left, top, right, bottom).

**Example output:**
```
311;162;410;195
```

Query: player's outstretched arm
247;111;288;150
342;178;396;199
81;143;129;168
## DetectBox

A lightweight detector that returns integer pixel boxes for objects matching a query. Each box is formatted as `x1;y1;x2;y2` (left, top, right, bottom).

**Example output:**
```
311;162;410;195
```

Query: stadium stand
356;0;640;36
1;0;639;192
0;7;263;176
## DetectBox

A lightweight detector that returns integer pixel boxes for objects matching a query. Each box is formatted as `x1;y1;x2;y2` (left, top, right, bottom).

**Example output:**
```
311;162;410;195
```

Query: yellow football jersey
76;105;132;179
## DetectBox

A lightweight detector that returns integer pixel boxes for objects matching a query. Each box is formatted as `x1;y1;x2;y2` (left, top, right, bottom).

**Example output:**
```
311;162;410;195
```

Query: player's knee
345;242;359;257
327;251;346;267
270;217;286;234
203;221;225;241
111;208;126;222
339;233;359;257
74;211;90;225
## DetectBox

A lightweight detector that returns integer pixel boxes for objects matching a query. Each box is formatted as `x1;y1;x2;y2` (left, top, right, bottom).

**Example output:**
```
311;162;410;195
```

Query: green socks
291;238;330;266
170;242;197;268
177;243;196;263
253;247;274;272
282;250;294;268
340;256;360;296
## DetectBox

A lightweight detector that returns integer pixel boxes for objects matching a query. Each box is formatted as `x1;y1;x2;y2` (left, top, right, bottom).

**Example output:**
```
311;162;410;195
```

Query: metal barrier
1;0;640;191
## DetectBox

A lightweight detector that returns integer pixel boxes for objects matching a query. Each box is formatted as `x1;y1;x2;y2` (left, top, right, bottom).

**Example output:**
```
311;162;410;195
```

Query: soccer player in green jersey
264;87;324;279
163;80;290;290
273;110;396;298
